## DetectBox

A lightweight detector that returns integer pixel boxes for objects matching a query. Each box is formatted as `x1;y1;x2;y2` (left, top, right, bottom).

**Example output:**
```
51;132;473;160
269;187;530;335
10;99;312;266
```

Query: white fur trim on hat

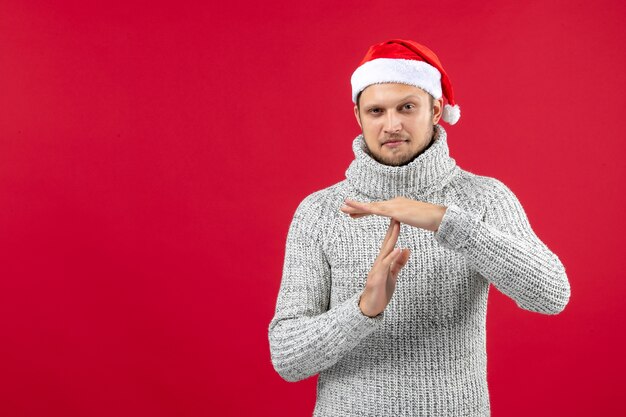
351;58;442;103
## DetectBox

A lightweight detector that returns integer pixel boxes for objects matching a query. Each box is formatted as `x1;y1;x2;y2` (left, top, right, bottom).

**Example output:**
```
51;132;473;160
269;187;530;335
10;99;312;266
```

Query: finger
375;219;396;262
400;248;411;265
380;219;398;255
340;204;361;214
380;219;400;258
345;199;385;216
343;199;371;212
344;198;367;207
383;247;403;269
390;248;408;275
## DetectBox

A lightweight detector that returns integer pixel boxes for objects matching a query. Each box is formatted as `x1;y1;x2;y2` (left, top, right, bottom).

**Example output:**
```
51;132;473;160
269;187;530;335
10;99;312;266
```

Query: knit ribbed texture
268;124;570;416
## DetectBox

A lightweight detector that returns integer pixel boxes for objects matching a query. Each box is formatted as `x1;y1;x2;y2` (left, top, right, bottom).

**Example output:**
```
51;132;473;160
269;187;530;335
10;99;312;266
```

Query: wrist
433;205;448;232
358;292;378;318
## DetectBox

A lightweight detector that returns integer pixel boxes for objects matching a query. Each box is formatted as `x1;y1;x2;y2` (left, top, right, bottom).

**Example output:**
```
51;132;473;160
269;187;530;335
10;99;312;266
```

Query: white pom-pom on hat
442;104;461;125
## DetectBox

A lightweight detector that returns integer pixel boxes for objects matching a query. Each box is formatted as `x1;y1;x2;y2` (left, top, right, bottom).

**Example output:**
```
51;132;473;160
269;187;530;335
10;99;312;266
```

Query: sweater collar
345;124;458;200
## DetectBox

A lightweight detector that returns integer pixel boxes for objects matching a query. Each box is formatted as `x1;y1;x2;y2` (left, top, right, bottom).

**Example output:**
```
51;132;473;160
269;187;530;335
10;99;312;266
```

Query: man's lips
383;139;407;147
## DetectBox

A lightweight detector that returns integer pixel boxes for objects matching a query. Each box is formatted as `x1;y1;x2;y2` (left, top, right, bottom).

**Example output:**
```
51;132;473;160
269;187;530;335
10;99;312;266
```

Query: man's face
354;83;443;167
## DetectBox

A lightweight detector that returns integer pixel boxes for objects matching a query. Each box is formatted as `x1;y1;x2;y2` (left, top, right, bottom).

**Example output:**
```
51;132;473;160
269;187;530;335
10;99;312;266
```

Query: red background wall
1;1;624;416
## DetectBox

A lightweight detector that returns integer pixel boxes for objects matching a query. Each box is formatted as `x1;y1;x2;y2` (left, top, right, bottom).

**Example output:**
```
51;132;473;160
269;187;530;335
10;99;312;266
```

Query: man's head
354;83;443;167
350;39;460;166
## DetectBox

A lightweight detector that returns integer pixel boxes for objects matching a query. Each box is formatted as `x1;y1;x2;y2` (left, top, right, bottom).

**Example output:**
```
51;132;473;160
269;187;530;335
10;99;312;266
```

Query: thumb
397;248;411;266
389;248;405;275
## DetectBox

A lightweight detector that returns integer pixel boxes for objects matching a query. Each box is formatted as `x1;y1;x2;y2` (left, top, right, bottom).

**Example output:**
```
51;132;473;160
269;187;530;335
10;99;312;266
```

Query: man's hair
356;89;435;114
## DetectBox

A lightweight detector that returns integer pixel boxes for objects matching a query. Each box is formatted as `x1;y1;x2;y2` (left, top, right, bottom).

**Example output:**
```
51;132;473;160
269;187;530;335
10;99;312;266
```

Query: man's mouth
383;140;406;147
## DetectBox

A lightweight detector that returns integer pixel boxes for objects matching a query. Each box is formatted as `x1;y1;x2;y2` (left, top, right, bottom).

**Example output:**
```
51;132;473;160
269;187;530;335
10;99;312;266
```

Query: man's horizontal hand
340;196;447;232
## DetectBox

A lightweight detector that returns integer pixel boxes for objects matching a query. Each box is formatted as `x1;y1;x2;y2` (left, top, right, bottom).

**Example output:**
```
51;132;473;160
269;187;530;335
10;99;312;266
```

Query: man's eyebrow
397;94;423;102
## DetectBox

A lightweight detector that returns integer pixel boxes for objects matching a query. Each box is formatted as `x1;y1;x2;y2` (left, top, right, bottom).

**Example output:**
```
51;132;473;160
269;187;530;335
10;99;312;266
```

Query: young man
268;39;570;417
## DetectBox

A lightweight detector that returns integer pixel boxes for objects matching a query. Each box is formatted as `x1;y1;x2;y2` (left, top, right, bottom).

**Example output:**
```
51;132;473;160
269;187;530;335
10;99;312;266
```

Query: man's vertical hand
359;218;411;317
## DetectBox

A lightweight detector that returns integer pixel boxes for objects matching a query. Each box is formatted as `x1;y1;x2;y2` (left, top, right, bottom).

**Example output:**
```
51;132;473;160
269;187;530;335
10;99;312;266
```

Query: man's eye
403;104;415;110
369;108;381;114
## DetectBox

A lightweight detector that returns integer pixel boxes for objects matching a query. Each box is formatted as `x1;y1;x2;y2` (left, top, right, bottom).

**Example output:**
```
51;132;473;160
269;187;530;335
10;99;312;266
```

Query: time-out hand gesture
359;217;411;318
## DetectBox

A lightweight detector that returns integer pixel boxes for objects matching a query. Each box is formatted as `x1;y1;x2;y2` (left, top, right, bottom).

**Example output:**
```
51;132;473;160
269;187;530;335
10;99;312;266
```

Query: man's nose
384;111;401;133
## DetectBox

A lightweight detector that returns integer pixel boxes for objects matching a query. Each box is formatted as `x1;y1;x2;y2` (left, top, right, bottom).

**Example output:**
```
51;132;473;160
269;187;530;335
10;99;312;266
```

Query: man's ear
432;97;444;124
353;105;362;129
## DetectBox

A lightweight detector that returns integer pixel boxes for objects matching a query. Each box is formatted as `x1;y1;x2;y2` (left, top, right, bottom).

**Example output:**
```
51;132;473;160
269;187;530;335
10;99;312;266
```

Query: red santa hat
351;39;461;125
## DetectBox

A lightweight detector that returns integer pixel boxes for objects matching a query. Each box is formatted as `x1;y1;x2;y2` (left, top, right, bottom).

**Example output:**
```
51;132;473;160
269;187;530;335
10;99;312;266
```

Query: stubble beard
364;122;436;167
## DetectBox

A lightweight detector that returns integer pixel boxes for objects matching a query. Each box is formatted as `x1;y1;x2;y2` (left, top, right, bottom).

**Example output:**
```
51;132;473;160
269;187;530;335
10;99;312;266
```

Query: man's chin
373;153;412;167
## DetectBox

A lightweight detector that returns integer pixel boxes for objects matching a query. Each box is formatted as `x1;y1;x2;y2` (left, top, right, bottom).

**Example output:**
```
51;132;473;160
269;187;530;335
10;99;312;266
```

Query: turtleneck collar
345;124;459;200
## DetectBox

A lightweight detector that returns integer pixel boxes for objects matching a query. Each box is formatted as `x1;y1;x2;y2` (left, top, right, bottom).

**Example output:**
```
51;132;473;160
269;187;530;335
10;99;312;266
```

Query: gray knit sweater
268;124;570;417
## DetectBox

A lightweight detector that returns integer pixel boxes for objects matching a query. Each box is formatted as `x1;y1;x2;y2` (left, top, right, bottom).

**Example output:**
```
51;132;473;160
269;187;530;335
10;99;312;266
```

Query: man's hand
340;196;447;232
359;218;411;318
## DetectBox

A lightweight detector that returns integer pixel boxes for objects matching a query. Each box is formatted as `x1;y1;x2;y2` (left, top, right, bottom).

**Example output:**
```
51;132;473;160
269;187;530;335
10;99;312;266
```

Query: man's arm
433;179;571;315
268;194;383;382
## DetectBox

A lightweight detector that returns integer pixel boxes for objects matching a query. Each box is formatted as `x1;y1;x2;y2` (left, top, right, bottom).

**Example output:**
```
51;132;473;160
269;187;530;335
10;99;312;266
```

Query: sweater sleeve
433;179;571;315
268;195;384;382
